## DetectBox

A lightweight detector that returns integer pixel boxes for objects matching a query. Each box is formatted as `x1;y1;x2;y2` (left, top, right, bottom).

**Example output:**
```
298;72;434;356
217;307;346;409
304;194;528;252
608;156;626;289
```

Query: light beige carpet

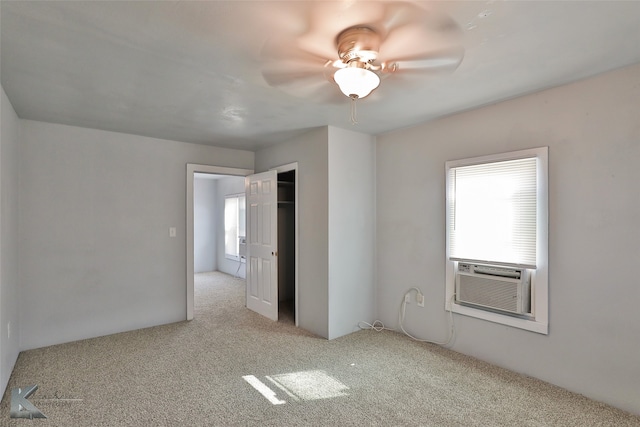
1;271;638;426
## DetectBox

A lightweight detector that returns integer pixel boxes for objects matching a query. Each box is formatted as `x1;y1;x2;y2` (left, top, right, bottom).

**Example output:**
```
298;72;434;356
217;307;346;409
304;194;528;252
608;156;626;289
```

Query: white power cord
359;288;457;347
234;257;244;278
398;289;456;346
357;320;394;332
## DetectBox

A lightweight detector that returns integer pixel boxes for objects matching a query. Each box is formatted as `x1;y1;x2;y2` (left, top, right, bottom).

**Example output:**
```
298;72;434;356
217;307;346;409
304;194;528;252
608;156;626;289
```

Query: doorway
186;163;299;326
186;164;253;320
271;162;299;326
245;166;298;324
277;169;296;323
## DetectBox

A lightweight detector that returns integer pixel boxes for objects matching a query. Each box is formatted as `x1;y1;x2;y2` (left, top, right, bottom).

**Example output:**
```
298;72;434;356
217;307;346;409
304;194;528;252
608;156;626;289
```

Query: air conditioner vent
456;263;530;315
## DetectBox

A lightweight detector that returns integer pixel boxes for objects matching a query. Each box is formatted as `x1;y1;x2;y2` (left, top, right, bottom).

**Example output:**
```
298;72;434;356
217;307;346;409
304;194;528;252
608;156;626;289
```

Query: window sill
448;302;548;335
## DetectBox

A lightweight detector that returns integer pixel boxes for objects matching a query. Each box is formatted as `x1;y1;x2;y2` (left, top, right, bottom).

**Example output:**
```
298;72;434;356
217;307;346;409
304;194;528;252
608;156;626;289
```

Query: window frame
444;147;549;334
224;193;246;261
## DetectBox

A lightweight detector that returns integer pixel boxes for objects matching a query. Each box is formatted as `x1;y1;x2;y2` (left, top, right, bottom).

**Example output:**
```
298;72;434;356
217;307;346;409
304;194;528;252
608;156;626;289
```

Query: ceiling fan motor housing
336;26;381;64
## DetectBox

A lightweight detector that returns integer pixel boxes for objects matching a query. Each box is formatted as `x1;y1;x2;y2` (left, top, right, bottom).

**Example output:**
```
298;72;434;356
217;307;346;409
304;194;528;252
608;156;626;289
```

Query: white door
246;170;278;320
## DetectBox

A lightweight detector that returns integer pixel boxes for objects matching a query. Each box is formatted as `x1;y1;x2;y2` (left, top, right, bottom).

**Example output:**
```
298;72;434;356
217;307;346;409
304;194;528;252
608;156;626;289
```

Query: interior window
225;194;246;260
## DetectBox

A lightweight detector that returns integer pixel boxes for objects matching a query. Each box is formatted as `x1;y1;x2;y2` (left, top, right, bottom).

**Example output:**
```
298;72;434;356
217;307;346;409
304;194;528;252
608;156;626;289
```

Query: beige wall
376;63;640;414
328;127;376;339
19;120;254;350
255;127;330;338
0;86;21;397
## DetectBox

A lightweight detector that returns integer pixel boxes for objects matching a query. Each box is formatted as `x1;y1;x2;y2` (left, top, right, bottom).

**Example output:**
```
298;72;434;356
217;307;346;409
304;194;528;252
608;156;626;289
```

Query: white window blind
448;157;537;268
225;194;246;259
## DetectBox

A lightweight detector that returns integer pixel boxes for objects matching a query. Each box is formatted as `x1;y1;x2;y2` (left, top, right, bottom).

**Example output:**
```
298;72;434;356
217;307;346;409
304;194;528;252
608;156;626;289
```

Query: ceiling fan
261;1;464;107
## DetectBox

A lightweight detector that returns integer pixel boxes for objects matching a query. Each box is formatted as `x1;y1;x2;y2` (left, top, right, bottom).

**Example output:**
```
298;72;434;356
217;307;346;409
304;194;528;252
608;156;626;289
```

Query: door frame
270;162;299;326
186;163;254;320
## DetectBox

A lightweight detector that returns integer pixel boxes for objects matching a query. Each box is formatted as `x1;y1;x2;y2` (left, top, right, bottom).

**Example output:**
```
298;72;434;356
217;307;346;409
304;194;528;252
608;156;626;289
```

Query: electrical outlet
417;293;425;307
404;294;411;304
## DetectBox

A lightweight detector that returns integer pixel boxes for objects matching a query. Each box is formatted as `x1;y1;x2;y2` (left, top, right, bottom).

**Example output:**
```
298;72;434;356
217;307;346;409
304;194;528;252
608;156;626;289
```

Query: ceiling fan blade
377;2;428;35
261;36;331;67
381;47;465;74
262;66;328;87
377;3;463;66
261;35;336;88
268;74;345;104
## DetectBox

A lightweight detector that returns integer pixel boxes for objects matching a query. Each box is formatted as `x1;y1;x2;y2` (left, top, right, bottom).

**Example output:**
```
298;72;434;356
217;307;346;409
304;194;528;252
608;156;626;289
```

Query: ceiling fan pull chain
350;95;358;125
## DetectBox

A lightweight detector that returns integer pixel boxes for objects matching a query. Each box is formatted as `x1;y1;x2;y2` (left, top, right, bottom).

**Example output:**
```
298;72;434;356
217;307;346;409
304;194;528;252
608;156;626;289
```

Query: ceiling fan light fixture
333;66;380;99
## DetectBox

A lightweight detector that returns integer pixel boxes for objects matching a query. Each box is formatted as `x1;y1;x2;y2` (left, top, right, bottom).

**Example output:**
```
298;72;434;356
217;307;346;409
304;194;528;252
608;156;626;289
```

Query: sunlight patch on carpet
242;375;286;405
243;370;349;405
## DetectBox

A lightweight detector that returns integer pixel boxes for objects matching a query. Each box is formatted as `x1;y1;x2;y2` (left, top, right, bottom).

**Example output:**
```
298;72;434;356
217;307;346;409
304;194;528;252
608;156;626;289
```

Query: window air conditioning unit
455;263;530;315
238;236;247;259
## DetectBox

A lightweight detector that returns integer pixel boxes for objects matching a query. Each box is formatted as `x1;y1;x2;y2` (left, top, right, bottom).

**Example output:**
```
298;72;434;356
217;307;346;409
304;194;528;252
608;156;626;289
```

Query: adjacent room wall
19;120;254;350
376;63;640;415
327;126;376;339
0;86;21;397
193;175;217;273
216;175;246;278
255;127;329;338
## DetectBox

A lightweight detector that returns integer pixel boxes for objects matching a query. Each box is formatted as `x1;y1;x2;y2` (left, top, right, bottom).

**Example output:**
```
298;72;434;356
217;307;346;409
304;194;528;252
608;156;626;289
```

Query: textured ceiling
2;1;640;151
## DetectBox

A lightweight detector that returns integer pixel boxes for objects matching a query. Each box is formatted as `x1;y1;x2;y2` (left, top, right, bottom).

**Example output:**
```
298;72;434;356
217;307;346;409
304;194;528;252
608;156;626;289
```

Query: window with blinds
444;147;549;334
225;194;246;260
447;157;537;268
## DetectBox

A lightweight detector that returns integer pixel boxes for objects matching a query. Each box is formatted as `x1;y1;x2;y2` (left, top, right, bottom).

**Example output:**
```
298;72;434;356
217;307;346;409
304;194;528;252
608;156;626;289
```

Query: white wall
0;86;21;397
327;127;376;339
255;126;377;340
193;176;217;273
376;63;640;415
19;120;254;350
216;175;246;278
255;127;329;338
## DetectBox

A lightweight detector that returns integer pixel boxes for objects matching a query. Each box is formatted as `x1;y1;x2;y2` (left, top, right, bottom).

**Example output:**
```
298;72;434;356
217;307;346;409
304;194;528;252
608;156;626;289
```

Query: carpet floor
1;271;638;426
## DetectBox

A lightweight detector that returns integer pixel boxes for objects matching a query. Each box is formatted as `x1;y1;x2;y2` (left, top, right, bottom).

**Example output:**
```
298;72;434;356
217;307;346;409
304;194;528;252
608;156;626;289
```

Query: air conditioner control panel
458;262;522;279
